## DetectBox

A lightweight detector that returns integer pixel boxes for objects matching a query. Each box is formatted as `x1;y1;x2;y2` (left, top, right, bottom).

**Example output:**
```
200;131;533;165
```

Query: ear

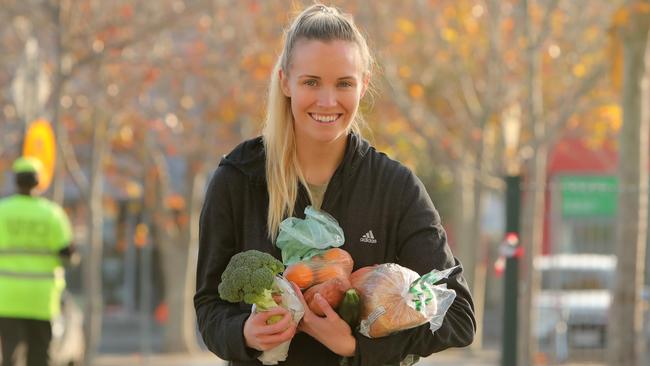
279;68;291;97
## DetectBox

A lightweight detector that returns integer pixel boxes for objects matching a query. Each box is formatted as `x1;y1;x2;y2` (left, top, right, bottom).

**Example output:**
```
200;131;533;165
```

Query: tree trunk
182;165;209;352
469;1;502;351
519;1;547;362
159;226;197;352
50;1;65;205
517;142;547;366
82;115;108;365
454;159;477;288
469;133;492;351
163;165;206;353
155;152;201;353
608;7;649;365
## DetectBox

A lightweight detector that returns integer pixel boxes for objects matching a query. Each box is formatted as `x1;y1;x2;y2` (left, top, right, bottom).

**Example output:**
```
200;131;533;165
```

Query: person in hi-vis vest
0;157;76;366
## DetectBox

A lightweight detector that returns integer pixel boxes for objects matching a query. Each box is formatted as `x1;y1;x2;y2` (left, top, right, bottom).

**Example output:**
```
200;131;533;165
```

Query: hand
292;282;356;357
243;307;297;351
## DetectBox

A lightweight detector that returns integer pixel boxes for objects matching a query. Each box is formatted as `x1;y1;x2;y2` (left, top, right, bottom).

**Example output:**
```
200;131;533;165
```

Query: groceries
276;206;458;339
218;250;304;365
350;264;457;338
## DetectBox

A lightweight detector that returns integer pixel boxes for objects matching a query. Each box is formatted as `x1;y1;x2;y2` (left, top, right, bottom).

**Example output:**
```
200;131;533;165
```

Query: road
95;349;499;366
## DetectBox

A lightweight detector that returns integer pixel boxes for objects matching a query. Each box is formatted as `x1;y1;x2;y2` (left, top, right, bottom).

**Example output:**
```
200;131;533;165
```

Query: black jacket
194;133;476;366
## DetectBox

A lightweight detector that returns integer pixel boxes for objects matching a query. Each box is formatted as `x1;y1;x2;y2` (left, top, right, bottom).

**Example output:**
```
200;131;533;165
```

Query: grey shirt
307;181;330;210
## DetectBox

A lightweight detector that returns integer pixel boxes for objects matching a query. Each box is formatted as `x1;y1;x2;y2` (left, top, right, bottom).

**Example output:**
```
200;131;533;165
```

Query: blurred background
1;0;649;365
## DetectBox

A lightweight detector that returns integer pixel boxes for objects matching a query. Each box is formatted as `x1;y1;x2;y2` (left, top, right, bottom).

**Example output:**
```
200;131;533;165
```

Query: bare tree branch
62;1;209;81
458;72;484;120
382;60;462;154
543;62;608;146
533;0;560;50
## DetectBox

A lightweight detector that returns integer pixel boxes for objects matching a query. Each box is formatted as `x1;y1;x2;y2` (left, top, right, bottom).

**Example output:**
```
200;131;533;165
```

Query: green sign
560;176;618;218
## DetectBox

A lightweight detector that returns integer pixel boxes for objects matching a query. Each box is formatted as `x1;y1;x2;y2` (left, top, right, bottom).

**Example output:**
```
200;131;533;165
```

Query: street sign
23;119;56;193
560;175;618;218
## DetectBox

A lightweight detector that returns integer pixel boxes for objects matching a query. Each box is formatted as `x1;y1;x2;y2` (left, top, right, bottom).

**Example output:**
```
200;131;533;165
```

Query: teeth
311;114;338;122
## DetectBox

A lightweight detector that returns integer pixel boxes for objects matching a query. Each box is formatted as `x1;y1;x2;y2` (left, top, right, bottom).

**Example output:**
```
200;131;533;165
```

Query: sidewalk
421;348;498;365
95;352;221;366
94;348;499;366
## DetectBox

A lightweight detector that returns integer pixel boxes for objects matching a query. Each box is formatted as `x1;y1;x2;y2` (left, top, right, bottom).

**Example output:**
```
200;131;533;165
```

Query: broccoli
218;250;286;324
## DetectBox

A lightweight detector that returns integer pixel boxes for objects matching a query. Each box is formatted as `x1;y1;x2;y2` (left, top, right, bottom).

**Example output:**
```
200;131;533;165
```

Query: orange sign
23;119;56;192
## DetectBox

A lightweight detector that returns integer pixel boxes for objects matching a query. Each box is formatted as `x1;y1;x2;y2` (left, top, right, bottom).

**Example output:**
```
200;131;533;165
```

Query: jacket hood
219;133;372;181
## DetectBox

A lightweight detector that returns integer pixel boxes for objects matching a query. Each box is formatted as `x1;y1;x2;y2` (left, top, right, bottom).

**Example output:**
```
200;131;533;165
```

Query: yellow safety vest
0;195;71;320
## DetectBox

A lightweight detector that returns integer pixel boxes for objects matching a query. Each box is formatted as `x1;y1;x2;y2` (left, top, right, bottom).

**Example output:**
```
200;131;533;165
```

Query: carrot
315;264;348;283
286;248;354;289
284;262;314;289
322;248;353;275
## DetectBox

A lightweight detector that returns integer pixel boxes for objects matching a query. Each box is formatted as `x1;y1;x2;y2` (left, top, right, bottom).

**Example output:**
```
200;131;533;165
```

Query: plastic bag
283;247;354;289
350;264;457;338
253;276;305;365
276;206;345;265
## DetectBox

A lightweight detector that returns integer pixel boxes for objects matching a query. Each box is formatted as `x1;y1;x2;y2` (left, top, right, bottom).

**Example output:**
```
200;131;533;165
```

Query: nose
317;87;337;107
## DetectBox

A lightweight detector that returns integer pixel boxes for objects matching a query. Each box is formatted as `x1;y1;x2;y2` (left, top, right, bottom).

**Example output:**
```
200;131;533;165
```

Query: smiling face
280;39;368;146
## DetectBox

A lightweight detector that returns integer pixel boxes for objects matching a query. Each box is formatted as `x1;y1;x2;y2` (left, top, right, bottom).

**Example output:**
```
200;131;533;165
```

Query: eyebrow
299;75;357;80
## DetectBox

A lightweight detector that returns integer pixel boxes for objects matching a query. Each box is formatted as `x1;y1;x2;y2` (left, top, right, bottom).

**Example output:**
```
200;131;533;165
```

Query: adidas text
360;230;377;244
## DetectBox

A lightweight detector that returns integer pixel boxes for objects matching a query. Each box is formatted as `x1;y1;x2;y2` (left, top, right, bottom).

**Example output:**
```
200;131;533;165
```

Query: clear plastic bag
253;276;305;365
283;247;353;289
276;206;345;265
351;264;457;338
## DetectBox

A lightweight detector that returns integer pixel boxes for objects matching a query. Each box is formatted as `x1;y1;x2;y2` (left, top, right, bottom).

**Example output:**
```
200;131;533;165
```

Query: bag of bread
350;263;457;338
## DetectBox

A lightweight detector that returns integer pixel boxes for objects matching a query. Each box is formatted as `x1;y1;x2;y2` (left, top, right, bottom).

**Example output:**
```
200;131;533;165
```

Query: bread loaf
351;263;435;338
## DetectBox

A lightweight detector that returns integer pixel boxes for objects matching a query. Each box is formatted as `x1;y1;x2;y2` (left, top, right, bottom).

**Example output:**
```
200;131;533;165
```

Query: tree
111;0;288;352
2;0;211;362
514;0;622;363
608;2;650;365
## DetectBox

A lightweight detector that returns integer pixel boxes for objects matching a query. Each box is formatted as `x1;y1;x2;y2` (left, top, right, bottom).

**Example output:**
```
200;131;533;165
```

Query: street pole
501;175;521;366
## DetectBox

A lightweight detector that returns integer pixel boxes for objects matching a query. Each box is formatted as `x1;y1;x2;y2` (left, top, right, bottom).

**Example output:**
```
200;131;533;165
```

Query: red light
505;232;519;246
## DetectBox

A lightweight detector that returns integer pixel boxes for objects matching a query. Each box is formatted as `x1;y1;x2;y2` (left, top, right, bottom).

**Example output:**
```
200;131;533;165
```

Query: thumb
255;306;287;323
315;293;338;319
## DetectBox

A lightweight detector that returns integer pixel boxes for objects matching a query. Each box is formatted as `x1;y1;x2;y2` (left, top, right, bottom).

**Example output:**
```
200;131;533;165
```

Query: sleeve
50;203;73;251
193;165;262;362
350;170;476;366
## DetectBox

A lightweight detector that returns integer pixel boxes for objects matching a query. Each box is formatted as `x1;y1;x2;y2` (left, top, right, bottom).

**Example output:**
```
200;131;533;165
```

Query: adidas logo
360;230;377;244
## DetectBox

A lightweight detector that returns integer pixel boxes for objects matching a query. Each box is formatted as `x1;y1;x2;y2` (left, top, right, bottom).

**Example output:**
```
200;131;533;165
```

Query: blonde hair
262;4;374;239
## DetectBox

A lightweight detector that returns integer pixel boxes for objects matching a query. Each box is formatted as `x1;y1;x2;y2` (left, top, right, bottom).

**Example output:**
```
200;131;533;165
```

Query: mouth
309;113;342;124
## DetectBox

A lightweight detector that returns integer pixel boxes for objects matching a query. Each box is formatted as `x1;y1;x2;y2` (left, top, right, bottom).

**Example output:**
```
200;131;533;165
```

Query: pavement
94;348;499;366
95;313;501;366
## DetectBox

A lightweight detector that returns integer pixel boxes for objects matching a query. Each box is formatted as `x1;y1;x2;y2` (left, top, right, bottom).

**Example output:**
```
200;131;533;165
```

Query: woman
194;4;476;366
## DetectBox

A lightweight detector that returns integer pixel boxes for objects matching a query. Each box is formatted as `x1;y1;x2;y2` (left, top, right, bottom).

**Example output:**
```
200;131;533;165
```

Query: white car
534;254;615;363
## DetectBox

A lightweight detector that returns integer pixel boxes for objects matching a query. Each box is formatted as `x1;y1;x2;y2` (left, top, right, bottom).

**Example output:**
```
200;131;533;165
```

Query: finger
254;306;289;324
258;323;297;348
315;293;338;319
258;311;292;335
